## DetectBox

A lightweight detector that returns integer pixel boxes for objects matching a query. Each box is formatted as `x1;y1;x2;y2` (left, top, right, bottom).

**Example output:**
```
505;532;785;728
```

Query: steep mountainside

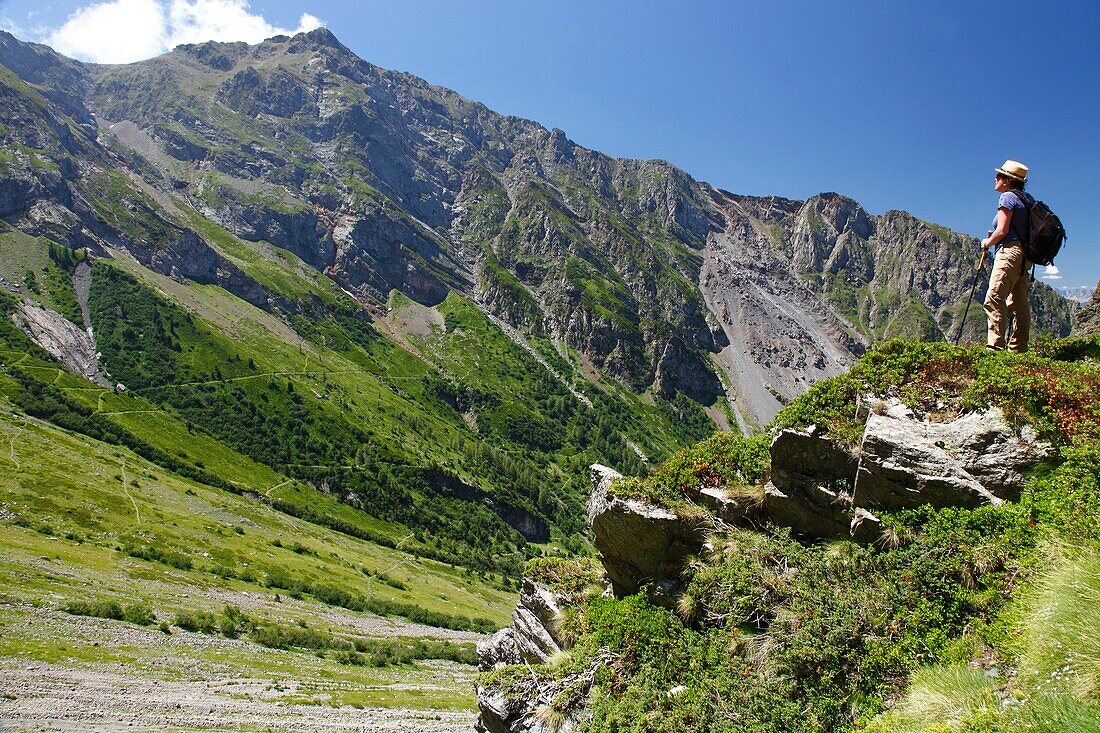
0;28;1076;561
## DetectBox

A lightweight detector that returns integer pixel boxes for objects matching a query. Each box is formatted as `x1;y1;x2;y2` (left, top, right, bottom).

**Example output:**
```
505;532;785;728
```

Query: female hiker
979;160;1032;352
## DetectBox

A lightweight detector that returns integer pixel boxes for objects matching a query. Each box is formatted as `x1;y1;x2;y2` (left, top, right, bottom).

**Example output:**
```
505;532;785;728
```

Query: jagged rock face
477;628;521;672
477;577;570;671
477;668;596;733
476;687;538;733
1075;281;1100;337
0;33;270;308
511;578;567;663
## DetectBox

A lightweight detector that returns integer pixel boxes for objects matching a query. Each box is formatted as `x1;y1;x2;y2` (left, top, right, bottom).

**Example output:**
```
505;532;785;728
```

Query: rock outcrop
477;576;570;671
476;403;1055;731
586;464;706;601
763;425;858;539
765;404;1053;542
475;567;604;733
853;408;1049;511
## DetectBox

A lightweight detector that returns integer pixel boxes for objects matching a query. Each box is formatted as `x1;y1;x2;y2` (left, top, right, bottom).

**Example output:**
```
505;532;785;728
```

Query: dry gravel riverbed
0;605;481;732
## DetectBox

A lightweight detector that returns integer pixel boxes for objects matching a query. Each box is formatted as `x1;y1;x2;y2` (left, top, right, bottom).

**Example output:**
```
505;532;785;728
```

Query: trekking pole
953;247;988;345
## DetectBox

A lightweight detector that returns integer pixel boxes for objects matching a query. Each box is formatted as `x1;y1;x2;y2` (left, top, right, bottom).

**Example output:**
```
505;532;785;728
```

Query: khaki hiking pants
983;243;1030;352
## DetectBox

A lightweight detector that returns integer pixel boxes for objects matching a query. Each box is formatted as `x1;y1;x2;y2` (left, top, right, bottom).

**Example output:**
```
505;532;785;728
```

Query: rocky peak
171;40;250;71
804;193;875;239
291;26;350;53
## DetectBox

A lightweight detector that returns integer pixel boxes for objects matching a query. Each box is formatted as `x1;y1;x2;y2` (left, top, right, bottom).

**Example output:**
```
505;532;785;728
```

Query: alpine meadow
0;24;1098;733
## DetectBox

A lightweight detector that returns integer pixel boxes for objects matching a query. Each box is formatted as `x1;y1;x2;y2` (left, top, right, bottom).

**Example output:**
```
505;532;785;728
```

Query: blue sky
2;0;1098;292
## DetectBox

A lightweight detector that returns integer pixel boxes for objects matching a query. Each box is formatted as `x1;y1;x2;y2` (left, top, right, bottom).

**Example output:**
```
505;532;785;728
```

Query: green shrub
218;604;250;638
610;431;770;508
249;622;335;650
65;599;155;626
524;556;605;600
122;541;194;570
121;604;156;626
64;599;123;621
172;610;218;634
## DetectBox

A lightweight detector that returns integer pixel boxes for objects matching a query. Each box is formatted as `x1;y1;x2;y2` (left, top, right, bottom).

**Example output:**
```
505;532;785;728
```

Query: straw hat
995;160;1028;182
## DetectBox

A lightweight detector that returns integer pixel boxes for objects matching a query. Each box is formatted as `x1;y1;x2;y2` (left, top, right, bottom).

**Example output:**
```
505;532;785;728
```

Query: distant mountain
1056;284;1094;304
0;28;1077;561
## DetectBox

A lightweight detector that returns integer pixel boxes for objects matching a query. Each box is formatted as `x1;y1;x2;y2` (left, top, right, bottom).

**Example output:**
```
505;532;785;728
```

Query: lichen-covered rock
586;464;706;599
853;407;1052;511
475;685;534;733
476;571;579;673
476;658;605;733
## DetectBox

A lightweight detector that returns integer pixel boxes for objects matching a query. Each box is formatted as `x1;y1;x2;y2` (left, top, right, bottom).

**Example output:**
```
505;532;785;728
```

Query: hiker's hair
996;173;1026;191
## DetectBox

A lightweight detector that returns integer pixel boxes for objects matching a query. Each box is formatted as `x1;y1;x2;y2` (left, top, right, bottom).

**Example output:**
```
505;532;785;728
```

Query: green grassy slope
0;397;508;713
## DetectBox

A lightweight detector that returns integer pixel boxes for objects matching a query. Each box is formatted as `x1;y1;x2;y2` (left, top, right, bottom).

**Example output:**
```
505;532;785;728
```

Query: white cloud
1042;265;1062;281
47;0;168;64
167;1;321;47
44;0;323;64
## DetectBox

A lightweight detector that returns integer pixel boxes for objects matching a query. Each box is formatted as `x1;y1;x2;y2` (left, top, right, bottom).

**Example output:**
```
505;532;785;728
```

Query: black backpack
1012;190;1067;267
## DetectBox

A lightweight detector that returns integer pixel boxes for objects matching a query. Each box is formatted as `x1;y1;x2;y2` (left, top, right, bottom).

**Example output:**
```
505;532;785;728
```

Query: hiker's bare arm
981;208;1012;248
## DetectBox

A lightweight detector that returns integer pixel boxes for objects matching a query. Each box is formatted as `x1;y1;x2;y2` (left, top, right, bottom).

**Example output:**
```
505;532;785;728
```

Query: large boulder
476;685;538;733
587;464;707;600
477;665;598;733
763;425;858;539
853;407;1052;511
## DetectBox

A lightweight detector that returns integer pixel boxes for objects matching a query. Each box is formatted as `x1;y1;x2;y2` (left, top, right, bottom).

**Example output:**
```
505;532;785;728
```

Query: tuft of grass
865;666;999;732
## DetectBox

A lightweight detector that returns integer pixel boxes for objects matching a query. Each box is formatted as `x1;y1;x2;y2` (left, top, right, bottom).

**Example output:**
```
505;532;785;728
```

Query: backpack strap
1009;189;1032;245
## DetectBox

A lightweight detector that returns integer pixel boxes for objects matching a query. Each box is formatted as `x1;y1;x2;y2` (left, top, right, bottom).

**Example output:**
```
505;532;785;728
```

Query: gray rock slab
477;627;520;672
853;408;1051;511
763;426;858;539
587;464;705;598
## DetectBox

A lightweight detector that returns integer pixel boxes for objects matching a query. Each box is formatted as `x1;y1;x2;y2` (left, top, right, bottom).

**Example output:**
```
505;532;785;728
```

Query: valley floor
0;604;479;732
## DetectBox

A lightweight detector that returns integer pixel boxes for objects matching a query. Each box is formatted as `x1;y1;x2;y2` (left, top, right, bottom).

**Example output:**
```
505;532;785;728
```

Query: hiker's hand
980;237;992;248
